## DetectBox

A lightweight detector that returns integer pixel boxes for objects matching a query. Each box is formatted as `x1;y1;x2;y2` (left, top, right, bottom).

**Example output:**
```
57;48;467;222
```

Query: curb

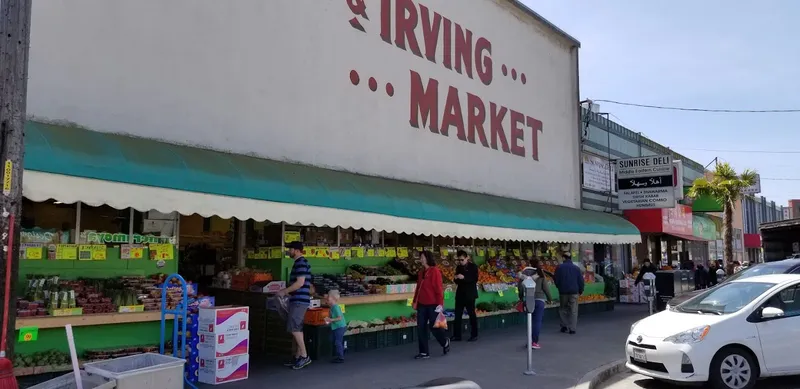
571;359;627;389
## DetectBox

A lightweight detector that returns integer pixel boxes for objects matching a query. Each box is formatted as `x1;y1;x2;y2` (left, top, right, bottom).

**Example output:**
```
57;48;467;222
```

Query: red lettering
409;70;439;134
441;86;466;140
454;25;473;78
527;116;544;161
380;0;391;44
442;18;452;70
419;5;441;63
466;93;489;147
395;0;422;57
475;37;492;86
509;110;525;157
490;103;510;153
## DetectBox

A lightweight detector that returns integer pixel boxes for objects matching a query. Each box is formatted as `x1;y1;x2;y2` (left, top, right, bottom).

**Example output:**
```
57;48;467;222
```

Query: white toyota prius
626;274;800;389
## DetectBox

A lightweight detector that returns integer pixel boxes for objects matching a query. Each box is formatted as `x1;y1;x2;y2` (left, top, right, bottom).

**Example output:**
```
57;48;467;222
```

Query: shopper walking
695;265;708;290
452;250;479;342
277;241;313;370
553;254;583;334
517;259;553;349
412;250;450;359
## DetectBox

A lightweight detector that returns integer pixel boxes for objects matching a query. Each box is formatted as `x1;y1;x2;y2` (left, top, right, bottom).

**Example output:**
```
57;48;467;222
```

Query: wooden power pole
0;0;33;358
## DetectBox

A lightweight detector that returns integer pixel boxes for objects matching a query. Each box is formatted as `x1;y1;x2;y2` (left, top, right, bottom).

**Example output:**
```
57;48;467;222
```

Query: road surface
598;370;799;389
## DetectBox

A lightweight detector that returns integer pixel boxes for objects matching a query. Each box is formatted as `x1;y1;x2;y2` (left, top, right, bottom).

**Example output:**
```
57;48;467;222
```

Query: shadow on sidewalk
199;304;650;389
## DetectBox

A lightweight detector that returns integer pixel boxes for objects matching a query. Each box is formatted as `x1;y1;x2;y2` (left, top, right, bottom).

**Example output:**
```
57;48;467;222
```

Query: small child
324;289;347;363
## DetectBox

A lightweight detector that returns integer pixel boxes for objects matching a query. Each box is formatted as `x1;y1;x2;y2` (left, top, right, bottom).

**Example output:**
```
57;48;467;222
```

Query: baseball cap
285;241;304;251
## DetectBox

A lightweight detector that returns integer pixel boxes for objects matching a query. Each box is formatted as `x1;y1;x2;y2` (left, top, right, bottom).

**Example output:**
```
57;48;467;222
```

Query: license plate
632;347;647;363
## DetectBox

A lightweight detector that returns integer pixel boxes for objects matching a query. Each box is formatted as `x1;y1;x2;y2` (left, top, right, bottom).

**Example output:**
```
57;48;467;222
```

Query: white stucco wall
27;0;580;208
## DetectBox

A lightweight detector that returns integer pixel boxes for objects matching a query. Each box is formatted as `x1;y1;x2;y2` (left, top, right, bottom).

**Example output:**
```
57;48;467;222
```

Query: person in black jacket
452;250;479;342
635;259;658;285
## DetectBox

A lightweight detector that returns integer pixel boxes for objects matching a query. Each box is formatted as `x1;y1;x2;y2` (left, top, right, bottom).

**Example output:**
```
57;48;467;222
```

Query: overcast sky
526;0;800;206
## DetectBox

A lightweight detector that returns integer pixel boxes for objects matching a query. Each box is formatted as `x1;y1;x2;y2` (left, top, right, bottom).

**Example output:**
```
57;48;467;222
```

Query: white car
626;274;800;389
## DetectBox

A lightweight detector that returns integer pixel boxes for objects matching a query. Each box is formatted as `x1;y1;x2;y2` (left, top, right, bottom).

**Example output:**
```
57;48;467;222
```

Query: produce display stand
216;247;613;361
13;245;179;376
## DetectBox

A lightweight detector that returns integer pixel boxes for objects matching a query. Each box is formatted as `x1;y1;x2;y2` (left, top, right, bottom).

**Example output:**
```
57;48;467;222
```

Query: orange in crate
304;308;330;326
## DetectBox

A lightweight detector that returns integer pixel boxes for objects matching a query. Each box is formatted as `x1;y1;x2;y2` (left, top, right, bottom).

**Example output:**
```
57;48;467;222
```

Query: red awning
665;232;710;242
744;234;761;249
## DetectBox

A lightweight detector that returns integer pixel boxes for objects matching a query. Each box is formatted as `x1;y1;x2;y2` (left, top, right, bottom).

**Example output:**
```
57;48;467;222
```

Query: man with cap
277;241;313;369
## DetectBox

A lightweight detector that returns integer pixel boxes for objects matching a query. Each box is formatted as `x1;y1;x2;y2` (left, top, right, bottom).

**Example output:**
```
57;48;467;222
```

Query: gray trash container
27;371;116;389
83;353;185;389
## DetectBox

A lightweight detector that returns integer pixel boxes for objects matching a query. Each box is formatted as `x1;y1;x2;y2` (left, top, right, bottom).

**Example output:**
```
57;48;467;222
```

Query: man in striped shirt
277;241;313;369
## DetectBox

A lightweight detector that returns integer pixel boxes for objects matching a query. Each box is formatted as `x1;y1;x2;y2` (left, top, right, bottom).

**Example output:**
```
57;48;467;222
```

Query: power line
593;99;800;113
681;147;800;154
762;177;800;181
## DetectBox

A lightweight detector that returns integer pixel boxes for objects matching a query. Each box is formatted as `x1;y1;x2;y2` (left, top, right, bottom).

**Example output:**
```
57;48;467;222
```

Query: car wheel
710;347;758;389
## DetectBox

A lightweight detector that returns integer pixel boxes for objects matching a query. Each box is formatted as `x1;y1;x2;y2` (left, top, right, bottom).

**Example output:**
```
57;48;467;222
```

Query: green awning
22;121;640;243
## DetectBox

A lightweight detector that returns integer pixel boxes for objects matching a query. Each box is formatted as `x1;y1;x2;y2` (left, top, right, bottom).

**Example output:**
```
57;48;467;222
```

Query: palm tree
687;162;757;266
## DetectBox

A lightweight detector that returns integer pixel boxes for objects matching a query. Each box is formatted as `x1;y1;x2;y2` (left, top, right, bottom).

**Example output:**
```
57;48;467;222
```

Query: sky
525;0;800;205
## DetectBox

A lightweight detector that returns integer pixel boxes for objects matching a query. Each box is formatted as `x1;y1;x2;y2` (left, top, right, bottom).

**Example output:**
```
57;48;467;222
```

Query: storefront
744;234;762;264
624;204;709;268
18;0;641;379
690;214;718;266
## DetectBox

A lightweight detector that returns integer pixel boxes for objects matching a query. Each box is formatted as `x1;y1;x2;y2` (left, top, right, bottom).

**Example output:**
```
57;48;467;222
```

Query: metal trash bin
27;371;116;389
83;353;185;389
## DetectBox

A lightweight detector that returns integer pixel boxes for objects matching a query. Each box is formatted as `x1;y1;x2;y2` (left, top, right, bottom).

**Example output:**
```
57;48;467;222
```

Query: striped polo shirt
289;256;312;305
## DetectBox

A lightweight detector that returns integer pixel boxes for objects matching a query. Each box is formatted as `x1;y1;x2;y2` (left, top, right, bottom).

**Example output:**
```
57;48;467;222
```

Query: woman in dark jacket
412;250;450;359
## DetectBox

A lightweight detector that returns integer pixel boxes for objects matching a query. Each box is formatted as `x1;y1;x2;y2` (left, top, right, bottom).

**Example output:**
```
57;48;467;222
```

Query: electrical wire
680;148;800;154
593;99;800;113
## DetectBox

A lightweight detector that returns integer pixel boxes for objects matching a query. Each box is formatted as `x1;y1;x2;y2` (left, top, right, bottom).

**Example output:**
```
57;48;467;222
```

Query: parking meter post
642;273;656;315
520;267;537;376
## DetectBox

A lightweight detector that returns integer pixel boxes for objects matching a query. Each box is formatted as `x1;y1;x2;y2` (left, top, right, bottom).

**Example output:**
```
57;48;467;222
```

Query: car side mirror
761;307;785;319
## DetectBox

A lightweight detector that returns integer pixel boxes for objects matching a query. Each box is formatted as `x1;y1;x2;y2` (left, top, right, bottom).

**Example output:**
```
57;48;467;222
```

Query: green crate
356;331;379;352
398;327;416;345
481;315;498;330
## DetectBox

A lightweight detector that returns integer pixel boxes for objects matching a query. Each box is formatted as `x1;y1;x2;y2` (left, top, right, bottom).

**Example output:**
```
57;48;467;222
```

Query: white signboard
742;174;761;195
27;0;581;208
581;153;614;193
616;155;675;210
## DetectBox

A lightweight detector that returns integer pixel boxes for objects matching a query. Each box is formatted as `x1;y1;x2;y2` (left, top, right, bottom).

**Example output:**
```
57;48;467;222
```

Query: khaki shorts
287;302;308;333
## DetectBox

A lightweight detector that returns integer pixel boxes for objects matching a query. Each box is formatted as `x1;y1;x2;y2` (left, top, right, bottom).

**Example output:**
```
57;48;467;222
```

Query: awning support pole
128;208;135;244
74;202;82;244
336;226;341;247
173;212;180;247
381;231;385;247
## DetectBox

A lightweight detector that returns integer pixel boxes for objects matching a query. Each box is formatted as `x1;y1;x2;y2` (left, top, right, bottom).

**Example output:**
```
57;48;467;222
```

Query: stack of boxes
618;277;646;304
197;306;250;385
183;313;201;384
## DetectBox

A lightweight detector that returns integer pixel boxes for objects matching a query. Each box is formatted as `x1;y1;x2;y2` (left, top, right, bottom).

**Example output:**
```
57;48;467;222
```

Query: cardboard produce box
199;354;249;385
198;306;249;334
198;330;250;358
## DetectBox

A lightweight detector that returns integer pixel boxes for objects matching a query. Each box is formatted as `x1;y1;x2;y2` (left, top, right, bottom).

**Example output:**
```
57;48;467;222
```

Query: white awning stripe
23;171;641;244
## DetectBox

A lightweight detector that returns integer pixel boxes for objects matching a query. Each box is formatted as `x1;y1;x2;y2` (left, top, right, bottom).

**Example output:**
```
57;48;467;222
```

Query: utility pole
0;0;33;358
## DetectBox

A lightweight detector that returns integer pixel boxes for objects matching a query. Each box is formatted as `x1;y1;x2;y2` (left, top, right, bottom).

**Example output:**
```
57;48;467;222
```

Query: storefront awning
22;121;640;244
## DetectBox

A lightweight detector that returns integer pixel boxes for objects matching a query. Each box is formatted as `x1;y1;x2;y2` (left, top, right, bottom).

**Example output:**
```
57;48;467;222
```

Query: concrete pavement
198;304;649;389
598;371;800;389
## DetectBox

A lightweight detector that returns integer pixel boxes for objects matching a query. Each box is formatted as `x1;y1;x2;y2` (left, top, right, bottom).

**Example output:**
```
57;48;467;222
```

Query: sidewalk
199;304;649;389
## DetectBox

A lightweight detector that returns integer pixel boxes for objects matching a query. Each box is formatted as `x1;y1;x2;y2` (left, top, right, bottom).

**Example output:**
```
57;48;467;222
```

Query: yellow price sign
338;304;346;314
25;246;43;260
498;290;504;297
91;245;107;260
525;249;534;257
377;248;386;257
499;249;507;256
330;250;341;260
284;231;301;244
406;298;413;307
397;247;409;258
2;160;12;196
353;247;365;258
440;248;449;257
488;248;497;257
385;247;397;257
476;248;486;257
149;243;174;260
366;249;375;257
130;247;144;259
56;244;78;260
513;249;521;257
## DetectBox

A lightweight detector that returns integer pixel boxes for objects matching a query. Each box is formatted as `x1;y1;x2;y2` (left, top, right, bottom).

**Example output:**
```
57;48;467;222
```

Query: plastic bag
267;295;289;321
433;311;448;330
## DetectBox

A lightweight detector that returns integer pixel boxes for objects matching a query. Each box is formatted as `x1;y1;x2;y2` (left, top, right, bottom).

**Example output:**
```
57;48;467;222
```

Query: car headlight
630;320;641;333
663;326;710;344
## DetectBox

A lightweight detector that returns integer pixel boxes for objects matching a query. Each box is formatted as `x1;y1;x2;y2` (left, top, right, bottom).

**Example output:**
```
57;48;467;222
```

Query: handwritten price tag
406;298;413;307
339;304;346;314
498;290;504;297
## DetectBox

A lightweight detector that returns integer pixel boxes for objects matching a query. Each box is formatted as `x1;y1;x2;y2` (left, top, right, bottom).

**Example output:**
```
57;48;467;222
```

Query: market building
14;0;640;380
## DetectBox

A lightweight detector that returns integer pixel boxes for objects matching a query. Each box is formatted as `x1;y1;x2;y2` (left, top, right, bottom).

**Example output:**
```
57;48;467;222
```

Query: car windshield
724;262;795;283
677;281;775;315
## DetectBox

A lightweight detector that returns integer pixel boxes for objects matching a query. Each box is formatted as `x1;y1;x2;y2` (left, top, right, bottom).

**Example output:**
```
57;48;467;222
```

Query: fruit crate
304;308;330;325
355;331;379;352
378;328;401;349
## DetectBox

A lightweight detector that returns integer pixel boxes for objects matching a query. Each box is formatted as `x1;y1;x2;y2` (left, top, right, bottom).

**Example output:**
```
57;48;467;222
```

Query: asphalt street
598;371;799;389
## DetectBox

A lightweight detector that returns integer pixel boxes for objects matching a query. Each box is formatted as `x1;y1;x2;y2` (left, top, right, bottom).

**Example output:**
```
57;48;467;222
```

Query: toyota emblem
636;335;643;343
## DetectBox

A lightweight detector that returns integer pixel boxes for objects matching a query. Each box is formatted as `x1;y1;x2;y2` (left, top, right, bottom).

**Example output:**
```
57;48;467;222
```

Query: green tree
687;162;757;267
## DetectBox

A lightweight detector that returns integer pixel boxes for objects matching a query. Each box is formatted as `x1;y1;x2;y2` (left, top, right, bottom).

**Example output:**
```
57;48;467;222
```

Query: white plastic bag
267;295;289;320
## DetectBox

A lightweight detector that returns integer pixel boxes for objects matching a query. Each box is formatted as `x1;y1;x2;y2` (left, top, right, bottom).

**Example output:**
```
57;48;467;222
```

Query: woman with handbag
412;250;450;359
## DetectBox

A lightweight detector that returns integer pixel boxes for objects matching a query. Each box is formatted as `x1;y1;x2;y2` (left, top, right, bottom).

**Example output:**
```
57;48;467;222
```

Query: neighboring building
784;206;792;220
788;199;800;219
743;197;786;264
579;107;709;273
